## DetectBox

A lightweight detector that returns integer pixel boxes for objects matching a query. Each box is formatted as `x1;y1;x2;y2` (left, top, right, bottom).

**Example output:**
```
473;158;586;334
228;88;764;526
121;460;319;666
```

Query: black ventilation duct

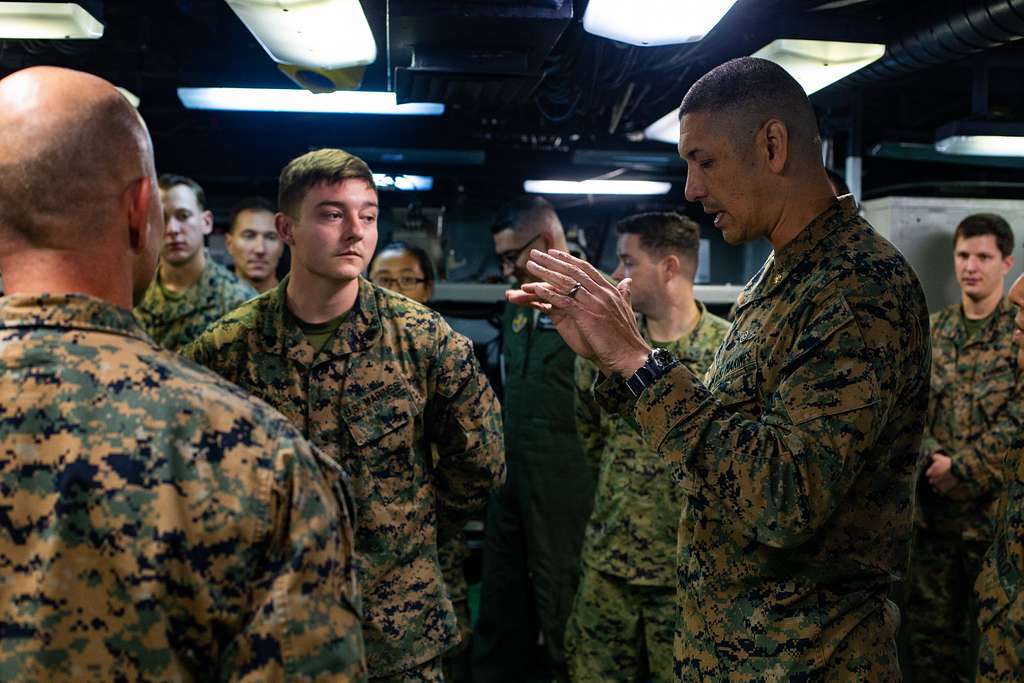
843;0;1024;86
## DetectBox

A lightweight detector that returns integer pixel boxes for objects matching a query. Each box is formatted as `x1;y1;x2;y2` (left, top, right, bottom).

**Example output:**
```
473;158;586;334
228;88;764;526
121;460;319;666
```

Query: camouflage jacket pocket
340;379;425;507
340;380;422;447
978;368;1017;427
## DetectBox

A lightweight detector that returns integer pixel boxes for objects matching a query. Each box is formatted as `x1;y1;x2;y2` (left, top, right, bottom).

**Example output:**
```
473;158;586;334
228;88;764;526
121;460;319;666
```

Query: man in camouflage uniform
474;196;597;683
185;148;505;682
975;268;1024;681
0;66;365;681
509;57;930;680
567;212;729;681
134;174;256;351
903;214;1023;682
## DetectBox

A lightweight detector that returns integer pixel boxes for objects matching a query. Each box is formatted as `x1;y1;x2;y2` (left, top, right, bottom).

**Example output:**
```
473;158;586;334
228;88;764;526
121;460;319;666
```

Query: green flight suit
472;305;596;682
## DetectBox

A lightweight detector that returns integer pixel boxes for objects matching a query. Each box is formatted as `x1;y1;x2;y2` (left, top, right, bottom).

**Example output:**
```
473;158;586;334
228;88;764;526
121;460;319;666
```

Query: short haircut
228;196;276;232
369;240;437;285
278;148;375;218
490;196;558;235
158;173;207;211
680;57;820;159
616;212;701;274
826;168;851;197
954;213;1015;258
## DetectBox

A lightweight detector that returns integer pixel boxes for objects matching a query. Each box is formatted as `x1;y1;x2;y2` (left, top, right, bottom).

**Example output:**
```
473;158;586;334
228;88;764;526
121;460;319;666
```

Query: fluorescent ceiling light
751;39;885;94
935;120;1024;158
644;108;681;145
0;2;103;39
524;180;672;195
177;88;444;115
373;174;434;191
583;0;737;46
225;0;376;70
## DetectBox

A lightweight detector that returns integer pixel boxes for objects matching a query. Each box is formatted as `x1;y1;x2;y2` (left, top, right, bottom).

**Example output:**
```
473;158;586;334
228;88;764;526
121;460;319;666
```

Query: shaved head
0;67;155;251
0;67;162;306
680;57;821;163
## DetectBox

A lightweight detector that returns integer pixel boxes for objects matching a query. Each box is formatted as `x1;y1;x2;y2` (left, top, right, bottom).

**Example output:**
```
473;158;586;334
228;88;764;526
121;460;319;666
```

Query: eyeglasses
496;234;543;267
374;276;427;290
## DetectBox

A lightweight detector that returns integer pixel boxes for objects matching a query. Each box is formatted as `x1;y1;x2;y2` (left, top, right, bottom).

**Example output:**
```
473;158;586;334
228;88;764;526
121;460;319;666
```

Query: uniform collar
137;249;221;319
740;195;858;307
640;300;713;359
262;275;382;367
0;293;150;343
935;296;1014;344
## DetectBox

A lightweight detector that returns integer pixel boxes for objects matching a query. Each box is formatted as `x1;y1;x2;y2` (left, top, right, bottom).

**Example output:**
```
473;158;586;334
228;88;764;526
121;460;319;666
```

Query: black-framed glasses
374;276;427;290
496;234;543;267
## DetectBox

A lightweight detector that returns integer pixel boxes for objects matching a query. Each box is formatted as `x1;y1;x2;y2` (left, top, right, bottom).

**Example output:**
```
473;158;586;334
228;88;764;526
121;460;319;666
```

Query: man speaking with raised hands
508;57;930;681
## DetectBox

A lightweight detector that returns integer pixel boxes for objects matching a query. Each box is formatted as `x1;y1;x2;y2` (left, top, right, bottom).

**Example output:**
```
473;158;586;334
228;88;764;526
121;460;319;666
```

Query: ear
276;212;296;247
126;175;154;254
1003;254;1015;275
199;209;214;237
224;231;235;250
662;253;681;279
762;119;789;174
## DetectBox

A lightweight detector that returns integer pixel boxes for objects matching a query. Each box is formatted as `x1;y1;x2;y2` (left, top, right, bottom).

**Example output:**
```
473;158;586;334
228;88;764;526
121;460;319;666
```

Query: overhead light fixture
373;174;434;191
935;120;1024;157
177;88;444;116
583;0;738;46
751;39;885;94
524;179;672;195
0;1;103;39
643;108;681;145
225;0;376;92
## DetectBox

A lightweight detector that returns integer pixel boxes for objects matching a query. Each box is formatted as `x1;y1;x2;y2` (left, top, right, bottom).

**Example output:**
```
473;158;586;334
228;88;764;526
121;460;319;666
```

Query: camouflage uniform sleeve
574;355;608;472
947;369;1024;501
426;327;506;525
226;427;366;682
635;294;891;549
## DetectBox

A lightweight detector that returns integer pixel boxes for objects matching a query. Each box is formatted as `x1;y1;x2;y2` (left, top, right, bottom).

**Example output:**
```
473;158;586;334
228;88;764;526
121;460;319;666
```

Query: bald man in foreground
0;67;366;681
510;57;930;680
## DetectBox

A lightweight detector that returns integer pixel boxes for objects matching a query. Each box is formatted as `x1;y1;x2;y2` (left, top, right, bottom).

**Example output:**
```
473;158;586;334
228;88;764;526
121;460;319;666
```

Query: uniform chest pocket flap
340;380;422;447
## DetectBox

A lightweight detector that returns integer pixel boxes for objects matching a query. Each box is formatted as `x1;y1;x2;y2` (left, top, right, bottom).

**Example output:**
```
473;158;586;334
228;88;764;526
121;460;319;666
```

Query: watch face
650;348;674;368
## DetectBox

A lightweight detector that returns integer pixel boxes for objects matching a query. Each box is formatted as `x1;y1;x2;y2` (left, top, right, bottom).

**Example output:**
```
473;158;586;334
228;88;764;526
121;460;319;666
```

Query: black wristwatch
624;347;680;399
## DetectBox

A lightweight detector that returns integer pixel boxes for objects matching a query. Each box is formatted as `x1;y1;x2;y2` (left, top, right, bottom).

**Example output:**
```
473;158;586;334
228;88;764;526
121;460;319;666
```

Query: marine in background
134;174;256;351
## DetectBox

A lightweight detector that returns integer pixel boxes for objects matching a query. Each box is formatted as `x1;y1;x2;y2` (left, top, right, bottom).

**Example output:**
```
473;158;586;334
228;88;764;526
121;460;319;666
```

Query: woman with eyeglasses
368;240;435;305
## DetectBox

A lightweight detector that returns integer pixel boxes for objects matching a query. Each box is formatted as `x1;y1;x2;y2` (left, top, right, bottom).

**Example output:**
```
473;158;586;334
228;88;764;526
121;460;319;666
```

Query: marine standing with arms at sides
186;148;505;682
508;57;930;681
133;174;257;351
567;212;729;682
368;241;473;682
0;66;365;682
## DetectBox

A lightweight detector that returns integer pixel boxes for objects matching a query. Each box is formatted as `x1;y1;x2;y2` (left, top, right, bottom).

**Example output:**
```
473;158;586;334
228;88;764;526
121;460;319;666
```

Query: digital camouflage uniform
0;293;365;682
134;250;257;351
567;303;729;682
596;196;930;681
903;299;1023;682
185;276;505;679
975;441;1024;682
473;306;597;682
